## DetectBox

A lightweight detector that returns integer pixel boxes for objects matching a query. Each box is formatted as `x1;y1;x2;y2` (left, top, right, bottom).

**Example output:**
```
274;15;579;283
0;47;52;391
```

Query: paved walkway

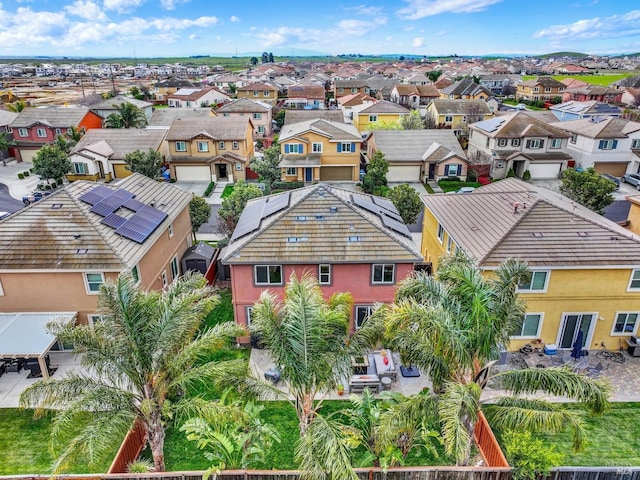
0;158;40;203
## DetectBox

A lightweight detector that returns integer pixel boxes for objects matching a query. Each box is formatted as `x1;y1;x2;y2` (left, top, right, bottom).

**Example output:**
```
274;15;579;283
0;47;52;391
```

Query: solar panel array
475;117;506;133
90;189;135;217
352;193;412;239
230;198;266;242
122;198;147;212
78;185;113;205
381;214;411;238
102;213;128;229
115;206;168;244
262;192;290;218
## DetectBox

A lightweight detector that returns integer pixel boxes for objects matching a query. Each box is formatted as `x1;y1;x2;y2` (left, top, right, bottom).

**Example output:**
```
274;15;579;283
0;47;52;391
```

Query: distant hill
535;52;589;59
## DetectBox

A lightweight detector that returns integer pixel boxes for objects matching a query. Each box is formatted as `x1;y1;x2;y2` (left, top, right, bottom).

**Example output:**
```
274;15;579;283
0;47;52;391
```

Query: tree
387;184;423;225
123;149;163;179
427;70;443;83
261;52;269;64
20;272;250;473
560;167;616;215
362;151;389;195
249;57;258;66
399;110;425;130
217;181;263;237
274;109;286;128
368;119;403;130
104;102;148;129
0;131;16;165
189;195;212;236
32;144;71;183
268;52;274;63
249;144;281;193
377;252;610;465
228;83;237;96
7;99;26;112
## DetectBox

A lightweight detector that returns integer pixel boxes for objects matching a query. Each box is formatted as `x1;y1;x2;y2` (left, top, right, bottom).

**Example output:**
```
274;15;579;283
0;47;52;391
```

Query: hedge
272;181;305;190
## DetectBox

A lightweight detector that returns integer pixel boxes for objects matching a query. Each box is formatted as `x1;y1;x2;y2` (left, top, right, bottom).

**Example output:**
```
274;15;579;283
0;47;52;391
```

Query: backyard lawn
221;184;234;198
521;73;633;87
438;180;481;193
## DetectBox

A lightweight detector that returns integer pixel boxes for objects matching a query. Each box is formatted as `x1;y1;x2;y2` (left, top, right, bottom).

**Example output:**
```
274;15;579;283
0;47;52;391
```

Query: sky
0;0;638;58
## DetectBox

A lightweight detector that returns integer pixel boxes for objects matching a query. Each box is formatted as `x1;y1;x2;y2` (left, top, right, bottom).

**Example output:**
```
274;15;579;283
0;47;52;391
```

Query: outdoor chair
585;362;605;378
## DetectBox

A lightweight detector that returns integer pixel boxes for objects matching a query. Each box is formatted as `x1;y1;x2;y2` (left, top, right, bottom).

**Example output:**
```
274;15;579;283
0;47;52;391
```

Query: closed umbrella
571;330;584;360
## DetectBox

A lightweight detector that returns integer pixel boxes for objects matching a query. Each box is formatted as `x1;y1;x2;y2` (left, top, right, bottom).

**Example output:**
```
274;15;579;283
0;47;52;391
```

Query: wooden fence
474;411;509;468
107;420;147;474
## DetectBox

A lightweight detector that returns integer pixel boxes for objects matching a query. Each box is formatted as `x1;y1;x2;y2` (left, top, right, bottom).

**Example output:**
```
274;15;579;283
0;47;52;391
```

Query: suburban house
222;183;423;330
550;101;622;121
366;130;468;182
279;119;362;182
166;116;254;182
468;112;573;179
284;110;344;126
236;82;279;105
0;173;193;325
67;129;169;181
167;86;231;108
561;85;623;103
216;98;273;137
337;92;376;122
152;77;195;102
439;77;493;100
420;178;640;352
516;77;566;102
8;107;102;162
0;109;18;160
284;85;326;109
351;100;410;132
549;117;640;176
333;80;373;100
389;84;440;109
425;99;492;136
478;74;521;95
147;107;213;127
90;96;154;122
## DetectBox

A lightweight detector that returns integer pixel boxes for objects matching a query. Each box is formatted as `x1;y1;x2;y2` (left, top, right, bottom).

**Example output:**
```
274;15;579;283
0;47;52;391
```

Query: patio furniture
5;359;23;373
380;377;392;390
400;365;420;377
373;350;397;381
264;367;281;384
351;355;370;375
586;362;606;378
349;374;381;393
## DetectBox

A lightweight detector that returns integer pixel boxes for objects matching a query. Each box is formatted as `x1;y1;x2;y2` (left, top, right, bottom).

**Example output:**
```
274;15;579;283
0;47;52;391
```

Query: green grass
221;185;234;198
0;409;117;475
438;180;481;193
521;73;633;87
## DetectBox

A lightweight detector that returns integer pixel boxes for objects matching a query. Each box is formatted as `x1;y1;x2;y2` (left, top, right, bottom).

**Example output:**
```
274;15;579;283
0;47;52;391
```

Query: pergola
0;312;77;379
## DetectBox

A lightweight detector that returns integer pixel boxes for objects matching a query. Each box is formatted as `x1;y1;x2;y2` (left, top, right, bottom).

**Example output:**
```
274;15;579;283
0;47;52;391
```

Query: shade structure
571;329;584;360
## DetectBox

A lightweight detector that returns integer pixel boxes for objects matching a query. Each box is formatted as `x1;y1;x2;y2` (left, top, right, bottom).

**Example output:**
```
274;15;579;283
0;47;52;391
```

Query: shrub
272;181;304;190
503;430;564;480
50;182;57;189
522;170;531;181
23;170;30;177
29;168;34;173
466;169;478;182
127;458;154;473
203;181;215;197
44;185;52;190
17;173;24;179
37;183;44;190
506;168;516;178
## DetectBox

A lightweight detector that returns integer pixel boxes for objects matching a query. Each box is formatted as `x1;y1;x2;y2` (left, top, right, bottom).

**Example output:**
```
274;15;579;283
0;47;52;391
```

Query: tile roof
472;111;570;138
287;84;326;99
440;78;492;97
237;82;278;91
154;77;195;88
520;77;566;88
166;116;251;141
280;119;361;142
0;174;192;270
371;130;466;163
429;99;491;115
70;129;168;160
90;96;153;111
422;178;640;268
284;110;345;125
550;101;622;116
10;106;89;128
358;100;410;115
167;86;227;101
223;184;422;264
549;117;640;139
0;109;18;127
216;98;271;113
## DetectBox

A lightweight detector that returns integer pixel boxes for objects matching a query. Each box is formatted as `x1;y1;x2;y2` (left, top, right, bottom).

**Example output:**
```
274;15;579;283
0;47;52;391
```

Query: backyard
521;73;633;87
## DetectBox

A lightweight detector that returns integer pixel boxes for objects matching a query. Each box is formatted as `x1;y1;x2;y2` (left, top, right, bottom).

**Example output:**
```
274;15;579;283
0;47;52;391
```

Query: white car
515;103;527;110
0;211;10;220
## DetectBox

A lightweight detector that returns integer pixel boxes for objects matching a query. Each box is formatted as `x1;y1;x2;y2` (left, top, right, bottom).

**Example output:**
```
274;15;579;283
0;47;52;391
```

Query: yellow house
426;99;492;136
237;82;279;105
352;100;410;133
421;178;640;353
279;119;362;182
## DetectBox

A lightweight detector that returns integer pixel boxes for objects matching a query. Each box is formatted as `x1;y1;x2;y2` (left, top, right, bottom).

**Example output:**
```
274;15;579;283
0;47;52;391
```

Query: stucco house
284;85;326;110
222;183;423;330
351;100;410;133
439;78;493;100
216;98;273;138
425;99;492;137
516;77;566;102
236;82;279;105
167;87;231;108
152;77;196;102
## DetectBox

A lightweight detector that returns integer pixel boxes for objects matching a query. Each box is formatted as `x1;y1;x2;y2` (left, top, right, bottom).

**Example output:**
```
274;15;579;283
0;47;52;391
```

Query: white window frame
254;264;283;286
253;90;259;97
526;139;544;149
318;264;331;285
312;142;323;153
218;141;226;150
544;87;551;93
246;306;253;326
232;141;239;150
599;139;616;150
253;112;262;120
611;311;639;336
36;128;47;138
355;305;374;329
444;115;453;123
369;115;378;122
55;128;62;135
632;139;640;149
170;256;179;280
550;138;561;149
263;91;270;97
517;270;550;293
498;138;507;147
131;264;141;284
88;314;105;327
168;223;174;238
339;142;353;153
570;134;577;144
437;223;445;243
161;271;168;288
446;164;459;176
73;163;88;175
257;125;266;134
197;141;209;152
446;236;453;253
512;313;544;339
511;138;521;147
18;128;28;137
286;167;297;176
628;269;640;291
175;141;186;152
372;264;395;284
84;272;105;295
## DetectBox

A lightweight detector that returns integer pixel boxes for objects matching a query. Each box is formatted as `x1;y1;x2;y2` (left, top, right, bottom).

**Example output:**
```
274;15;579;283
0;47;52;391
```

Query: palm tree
20;272;249;473
379;252;610;465
7;99;26;112
104;102;147;129
0;131;16;164
103;112;124;128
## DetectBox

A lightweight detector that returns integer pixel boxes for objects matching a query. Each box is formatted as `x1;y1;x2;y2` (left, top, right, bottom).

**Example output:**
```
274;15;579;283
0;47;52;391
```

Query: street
0;183;24;214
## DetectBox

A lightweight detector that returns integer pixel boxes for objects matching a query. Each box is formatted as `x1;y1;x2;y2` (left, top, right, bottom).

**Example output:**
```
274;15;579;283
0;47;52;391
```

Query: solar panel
114;224;150;244
262;192;290;218
122;198;146;212
475;117;505;133
230;199;266;241
90;189;135;217
352;194;380;216
78;185;113;205
381;214;412;238
102;213;128;229
372;196;403;221
114;204;168;244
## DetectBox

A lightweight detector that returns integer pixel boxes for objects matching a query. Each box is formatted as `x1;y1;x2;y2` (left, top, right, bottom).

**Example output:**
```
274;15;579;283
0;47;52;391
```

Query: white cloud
345;5;384;16
413;37;424;47
534;9;640;39
103;0;145;13
230;15;240;22
398;0;502;20
160;0;190;10
189;33;198;40
148;15;218;30
64;1;107;21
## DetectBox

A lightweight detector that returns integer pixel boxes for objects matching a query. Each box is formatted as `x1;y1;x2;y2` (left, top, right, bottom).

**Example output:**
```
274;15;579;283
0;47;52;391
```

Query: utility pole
109;63;117;96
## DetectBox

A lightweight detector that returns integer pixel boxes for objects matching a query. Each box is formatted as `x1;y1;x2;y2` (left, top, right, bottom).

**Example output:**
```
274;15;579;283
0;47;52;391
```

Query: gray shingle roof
284;110;344;125
166;116;250;141
216;98;271;113
359;100;410;115
371;130;466;163
549;117;640;139
280;119;361;142
10;106;89;128
70;129;168;160
148;108;213;127
429;99;491;115
473;111;570;138
90;96;153;111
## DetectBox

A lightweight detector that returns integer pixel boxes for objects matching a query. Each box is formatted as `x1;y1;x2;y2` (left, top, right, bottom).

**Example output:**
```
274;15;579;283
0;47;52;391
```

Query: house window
197;141;209;152
168;223;174;238
570;134;577;144
628;270;640;290
73;163;88;175
175;141;186;152
525;139;544;149
319;264;331;285
84;272;104;294
219;141;226;149
369;115;378;122
518;271;549;292
550;138;561;149
445;115;453;123
632;139;640;149
312;143;322;153
498;138;507;147
372;264;394;284
257;125;266;134
446;236;453;253
355;305;374;329
235;162;242;171
598;139;618;150
613;312;639;335
161;271;168;288
232;141;239;150
171;256;179;280
285;143;303;154
533;87;540;92
263;91;270;97
87;315;105;327
131;265;140;284
55;128;62;135
437;223;445;243
223;113;230;117
485;138;490;147
253;112;262;120
36;128;47;138
511;139;521;147
338;142;354;153
18;128;28;137
544;87;551;93
446;164;461;176
255;265;283;285
351;87;357;93
245;306;253;326
512;313;543;338
286;167;297;176
0;277;4;296
495;159;504;168
338;87;344;93
253;90;259;97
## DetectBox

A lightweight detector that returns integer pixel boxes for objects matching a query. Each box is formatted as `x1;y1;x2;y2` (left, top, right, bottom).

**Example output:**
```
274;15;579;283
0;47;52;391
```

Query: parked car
515;103;527;110
600;173;620;189
621;173;640;190
0;211;10;220
22;190;52;205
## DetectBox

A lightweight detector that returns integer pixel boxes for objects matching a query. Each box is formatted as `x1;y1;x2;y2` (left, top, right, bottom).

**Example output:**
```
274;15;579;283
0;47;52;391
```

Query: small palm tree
103;112;124;128
20;272;249;473
7;99;26;112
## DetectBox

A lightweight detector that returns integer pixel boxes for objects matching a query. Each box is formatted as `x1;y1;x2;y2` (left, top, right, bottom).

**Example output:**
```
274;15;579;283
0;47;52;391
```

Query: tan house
0;174;193;325
279;119;362;182
439;78;493;100
152;77;195;102
236;82;279;105
426;99;492;136
166;116;254;182
390;84;440;109
216;98;273;138
517;77;566;102
351;100;410;133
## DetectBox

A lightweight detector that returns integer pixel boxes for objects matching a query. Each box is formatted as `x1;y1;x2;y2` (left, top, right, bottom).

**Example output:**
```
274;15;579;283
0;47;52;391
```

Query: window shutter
285;144;290;154
598;140;605;149
540;140;544;149
298;143;303;153
457;164;462;176
613;140;618;149
351;142;356;152
337;143;342;153
526;140;531;148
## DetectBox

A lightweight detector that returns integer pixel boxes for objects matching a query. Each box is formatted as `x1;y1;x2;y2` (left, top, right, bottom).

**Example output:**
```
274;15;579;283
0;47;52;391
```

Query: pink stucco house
222;184;423;331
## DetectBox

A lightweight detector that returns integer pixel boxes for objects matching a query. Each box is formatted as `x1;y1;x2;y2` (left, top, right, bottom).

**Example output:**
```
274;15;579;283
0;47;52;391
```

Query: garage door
387;165;421;182
113;164;132;178
527;163;562;179
19;149;38;162
594;162;628;177
175;165;211;181
319;166;353;181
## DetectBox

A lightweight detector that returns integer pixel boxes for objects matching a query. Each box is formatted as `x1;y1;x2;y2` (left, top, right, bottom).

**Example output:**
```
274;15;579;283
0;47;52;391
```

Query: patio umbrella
571;330;584;360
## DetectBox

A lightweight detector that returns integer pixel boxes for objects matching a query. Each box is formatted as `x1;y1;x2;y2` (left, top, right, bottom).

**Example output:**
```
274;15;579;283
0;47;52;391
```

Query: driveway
0;182;24;214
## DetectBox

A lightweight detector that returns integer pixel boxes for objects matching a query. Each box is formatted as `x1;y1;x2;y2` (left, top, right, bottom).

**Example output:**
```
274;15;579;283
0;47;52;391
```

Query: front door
428;163;436;180
97;161;105;179
305;168;313;182
218;163;227;179
558;313;595;350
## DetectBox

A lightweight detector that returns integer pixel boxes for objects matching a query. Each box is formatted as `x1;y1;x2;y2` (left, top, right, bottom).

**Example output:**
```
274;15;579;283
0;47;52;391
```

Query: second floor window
175;141;186;152
525;139;544;149
369;115;377;122
518;271;549;292
18;128;28;137
318;264;331;285
284;143;303;154
512;138;521;147
570;134;577;144
219;141;226;149
197;141;208;152
312;143;322;153
253;112;262;119
598;139;618;150
36;128;47;138
338;142;354;153
550;138;562;149
445;115;453;123
437;223;444;243
255;265;283;285
372;264;394;284
84;272;104;294
632;139;640;149
232;141;239;150
498;138;507;147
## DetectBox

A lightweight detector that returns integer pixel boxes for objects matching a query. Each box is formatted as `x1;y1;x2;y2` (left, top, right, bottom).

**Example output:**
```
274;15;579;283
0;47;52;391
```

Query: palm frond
437;382;481;465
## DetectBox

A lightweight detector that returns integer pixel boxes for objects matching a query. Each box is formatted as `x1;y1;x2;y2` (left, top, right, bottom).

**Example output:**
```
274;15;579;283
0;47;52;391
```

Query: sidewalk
0;159;39;201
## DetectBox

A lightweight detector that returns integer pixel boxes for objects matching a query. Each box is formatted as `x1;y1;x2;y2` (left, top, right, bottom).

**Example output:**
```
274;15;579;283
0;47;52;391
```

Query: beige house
216;98;273;138
0;174;193;325
236;82;279;105
425;99;492;136
166;116;255;182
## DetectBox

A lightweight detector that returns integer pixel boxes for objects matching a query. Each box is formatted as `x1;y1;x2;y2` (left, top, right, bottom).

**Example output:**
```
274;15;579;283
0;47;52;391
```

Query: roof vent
315;215;324;220
76;248;88;254
576;232;588;237
330;206;338;213
531;232;544;237
347;236;361;242
51;203;63;209
73;234;81;240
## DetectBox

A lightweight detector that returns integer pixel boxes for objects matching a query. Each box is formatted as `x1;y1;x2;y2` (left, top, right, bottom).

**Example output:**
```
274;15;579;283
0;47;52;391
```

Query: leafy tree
54;135;74;154
249;144;281;193
399;110;425;130
249;57;258;66
268;52;274;63
189;195;212;235
368;119;403;130
274;109;286;128
32;144;71;183
217;181;263;237
560;167;616;215
0;131;16;165
228;83;237;96
362;151;389;195
104;102;148;129
376;252;610;465
387;184;423;224
7;99;26;112
20;272;250;473
261;52;269;64
123;149;163;179
427;70;443;83
67;126;84;143
103;112;124;128
503;430;564;480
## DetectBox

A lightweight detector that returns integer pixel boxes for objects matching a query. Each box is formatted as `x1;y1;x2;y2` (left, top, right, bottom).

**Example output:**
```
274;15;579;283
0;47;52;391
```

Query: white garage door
20;149;38;162
527;163;561;179
175;165;211;181
387;165;421;182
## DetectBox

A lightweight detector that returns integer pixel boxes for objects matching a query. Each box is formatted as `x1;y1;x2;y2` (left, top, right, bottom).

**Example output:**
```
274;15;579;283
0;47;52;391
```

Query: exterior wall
79;112;104;131
237;89;278;104
435;157;468;179
420;206;449;267
229;262;415;329
220;111;272;137
627;199;640;235
68;152;111;181
565;135;634;171
355;113;405;132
